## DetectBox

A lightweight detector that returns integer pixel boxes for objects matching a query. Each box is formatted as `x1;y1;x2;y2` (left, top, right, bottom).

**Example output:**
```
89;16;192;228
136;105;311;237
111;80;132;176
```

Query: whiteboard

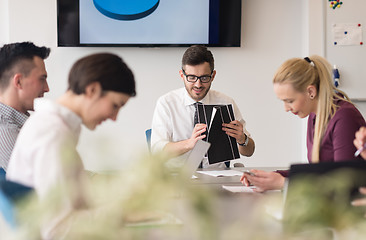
325;0;366;99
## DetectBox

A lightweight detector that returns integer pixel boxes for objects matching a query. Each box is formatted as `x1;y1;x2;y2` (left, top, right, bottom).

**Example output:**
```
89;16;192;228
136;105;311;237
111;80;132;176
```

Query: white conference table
128;167;286;240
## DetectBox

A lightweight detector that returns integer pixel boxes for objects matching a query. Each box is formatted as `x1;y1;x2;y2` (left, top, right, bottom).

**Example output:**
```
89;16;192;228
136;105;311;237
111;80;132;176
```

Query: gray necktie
193;102;199;126
193;102;204;168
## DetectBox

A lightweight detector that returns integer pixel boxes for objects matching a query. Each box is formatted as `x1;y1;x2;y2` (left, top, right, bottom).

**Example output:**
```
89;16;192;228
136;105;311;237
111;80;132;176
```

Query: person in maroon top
240;55;366;192
307;98;365;162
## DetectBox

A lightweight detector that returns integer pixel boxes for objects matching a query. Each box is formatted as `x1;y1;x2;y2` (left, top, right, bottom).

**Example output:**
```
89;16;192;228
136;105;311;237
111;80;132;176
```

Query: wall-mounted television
57;0;242;47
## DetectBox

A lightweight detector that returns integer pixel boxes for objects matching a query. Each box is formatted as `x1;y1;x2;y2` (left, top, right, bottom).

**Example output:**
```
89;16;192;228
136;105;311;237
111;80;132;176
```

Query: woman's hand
240;169;285;193
351;187;366;217
354;126;366;159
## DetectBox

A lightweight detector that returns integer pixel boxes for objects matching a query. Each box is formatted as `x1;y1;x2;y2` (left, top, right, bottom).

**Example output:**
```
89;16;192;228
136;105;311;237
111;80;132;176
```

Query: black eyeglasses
182;69;213;83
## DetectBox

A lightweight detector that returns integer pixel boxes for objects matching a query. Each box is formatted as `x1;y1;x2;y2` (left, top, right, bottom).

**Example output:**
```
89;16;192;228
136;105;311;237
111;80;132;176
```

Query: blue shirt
0;102;29;171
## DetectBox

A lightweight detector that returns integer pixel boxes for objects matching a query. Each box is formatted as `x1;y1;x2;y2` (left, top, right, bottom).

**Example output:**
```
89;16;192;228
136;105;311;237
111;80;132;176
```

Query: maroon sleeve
275;169;289;177
332;107;366;161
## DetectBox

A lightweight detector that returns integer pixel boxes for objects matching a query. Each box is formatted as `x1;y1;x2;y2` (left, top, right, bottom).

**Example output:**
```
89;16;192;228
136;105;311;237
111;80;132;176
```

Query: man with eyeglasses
151;45;255;168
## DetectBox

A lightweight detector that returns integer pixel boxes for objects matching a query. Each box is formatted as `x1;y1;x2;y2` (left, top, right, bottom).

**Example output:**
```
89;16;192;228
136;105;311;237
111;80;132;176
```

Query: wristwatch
238;133;249;146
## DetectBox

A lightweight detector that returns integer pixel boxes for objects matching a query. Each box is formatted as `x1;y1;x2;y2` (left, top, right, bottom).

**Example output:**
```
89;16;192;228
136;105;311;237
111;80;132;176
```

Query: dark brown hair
181;45;214;71
68;53;136;96
0;42;50;89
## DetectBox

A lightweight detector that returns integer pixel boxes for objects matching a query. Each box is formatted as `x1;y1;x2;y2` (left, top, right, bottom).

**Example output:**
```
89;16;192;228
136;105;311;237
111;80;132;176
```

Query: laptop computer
179;140;211;181
282;160;366;234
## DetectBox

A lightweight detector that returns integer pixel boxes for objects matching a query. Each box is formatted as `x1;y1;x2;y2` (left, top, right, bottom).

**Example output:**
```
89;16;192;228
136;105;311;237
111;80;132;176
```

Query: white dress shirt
151;88;251;168
7;98;83;199
7;98;86;239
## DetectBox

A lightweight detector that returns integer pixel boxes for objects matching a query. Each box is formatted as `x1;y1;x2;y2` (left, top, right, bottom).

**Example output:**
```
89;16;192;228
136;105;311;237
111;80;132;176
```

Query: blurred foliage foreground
5;155;366;240
282;168;366;239
10;152;216;240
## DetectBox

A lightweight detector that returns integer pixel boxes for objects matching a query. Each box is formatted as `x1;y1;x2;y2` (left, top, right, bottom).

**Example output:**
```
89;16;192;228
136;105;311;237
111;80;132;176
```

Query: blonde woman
241;55;366;192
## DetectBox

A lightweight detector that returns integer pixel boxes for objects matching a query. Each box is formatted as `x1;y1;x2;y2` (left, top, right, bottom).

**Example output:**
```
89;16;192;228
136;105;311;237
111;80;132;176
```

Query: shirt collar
34;98;82;133
0;102;29;126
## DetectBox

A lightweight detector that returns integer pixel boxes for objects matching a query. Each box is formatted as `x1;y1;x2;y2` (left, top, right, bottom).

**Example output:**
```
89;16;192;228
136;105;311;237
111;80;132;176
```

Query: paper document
332;23;362;46
222;185;255;193
222;185;282;193
196;170;243;177
125;211;183;227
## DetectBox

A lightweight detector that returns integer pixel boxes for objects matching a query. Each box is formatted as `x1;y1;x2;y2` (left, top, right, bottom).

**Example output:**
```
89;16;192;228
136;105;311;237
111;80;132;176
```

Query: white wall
5;0;312;171
0;0;9;45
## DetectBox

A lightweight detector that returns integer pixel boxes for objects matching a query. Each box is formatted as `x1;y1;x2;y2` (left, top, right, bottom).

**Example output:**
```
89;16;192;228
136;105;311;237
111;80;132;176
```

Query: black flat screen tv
57;0;242;47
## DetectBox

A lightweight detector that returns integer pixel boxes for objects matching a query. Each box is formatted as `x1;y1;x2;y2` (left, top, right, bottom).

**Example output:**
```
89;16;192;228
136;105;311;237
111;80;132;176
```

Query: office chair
0;176;34;229
0;186;16;228
145;128;152;152
0;168;5;181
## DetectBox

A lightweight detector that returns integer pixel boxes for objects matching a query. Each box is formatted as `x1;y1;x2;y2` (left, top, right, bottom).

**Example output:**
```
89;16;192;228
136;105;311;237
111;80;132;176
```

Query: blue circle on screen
93;0;160;21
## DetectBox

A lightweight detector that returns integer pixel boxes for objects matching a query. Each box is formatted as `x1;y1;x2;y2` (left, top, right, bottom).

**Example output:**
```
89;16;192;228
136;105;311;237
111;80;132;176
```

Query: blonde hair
273;55;352;162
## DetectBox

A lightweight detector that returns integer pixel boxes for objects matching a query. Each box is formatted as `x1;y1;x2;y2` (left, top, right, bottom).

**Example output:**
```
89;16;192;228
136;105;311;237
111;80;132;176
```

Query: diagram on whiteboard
332;23;363;46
